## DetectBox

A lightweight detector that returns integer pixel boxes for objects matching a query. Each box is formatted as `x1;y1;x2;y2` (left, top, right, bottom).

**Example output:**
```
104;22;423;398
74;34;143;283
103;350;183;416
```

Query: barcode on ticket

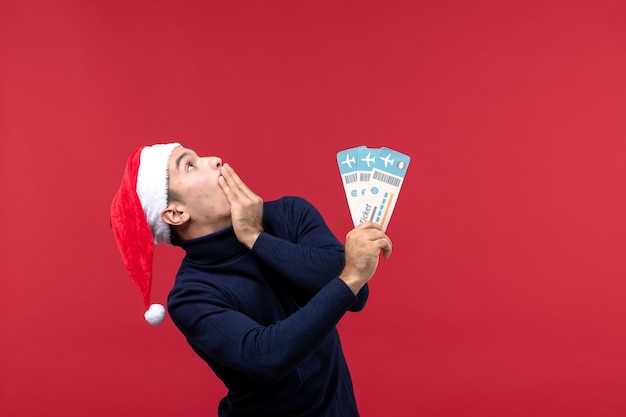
337;146;410;231
373;171;401;187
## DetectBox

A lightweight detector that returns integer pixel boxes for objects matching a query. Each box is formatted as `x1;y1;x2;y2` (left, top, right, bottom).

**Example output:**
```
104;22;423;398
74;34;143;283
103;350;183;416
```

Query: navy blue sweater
167;196;368;417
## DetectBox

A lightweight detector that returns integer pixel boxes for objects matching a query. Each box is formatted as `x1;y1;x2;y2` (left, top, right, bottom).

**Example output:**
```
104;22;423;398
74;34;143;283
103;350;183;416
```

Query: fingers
218;173;236;201
376;236;392;259
340;222;392;293
218;163;264;248
219;163;243;197
354;222;393;259
219;163;258;203
380;237;392;259
343;222;392;280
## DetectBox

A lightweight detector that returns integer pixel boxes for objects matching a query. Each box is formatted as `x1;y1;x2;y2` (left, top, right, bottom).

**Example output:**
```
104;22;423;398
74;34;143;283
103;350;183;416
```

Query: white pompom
144;303;166;326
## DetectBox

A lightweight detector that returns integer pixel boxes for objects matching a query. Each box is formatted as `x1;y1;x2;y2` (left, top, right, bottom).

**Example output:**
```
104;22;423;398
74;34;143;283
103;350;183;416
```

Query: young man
111;143;392;417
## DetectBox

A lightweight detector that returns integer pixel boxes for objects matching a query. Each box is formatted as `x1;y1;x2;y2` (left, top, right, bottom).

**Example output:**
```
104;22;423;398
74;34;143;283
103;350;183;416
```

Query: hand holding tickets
337;146;411;232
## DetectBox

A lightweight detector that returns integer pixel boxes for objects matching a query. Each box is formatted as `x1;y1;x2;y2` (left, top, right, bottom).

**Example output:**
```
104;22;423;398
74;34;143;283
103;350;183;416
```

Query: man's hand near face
218;163;265;249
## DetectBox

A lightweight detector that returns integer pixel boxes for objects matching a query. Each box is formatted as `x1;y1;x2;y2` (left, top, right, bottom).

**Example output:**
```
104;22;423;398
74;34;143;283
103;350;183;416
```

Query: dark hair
169;224;183;246
167;188;184;246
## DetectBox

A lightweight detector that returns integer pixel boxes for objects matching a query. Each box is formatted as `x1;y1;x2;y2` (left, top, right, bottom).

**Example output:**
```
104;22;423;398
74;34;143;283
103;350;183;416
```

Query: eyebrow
175;151;191;172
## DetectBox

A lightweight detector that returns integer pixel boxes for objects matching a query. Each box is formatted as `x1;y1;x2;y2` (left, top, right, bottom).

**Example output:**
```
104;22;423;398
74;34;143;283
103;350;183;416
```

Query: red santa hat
110;142;181;326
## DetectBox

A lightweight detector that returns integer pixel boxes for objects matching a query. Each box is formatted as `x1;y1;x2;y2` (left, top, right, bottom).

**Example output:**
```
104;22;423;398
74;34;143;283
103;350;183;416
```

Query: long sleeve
252;196;368;310
169;276;357;383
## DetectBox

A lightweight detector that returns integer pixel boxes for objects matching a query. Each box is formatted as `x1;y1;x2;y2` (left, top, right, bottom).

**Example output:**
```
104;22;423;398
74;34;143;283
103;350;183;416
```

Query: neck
178;217;232;241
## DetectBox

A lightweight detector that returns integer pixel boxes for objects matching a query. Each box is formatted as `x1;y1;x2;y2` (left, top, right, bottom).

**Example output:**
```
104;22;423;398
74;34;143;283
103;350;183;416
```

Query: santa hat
110;142;181;326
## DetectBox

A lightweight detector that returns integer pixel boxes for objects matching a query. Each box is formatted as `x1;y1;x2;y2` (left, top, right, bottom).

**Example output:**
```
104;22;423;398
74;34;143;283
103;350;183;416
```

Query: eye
186;162;195;172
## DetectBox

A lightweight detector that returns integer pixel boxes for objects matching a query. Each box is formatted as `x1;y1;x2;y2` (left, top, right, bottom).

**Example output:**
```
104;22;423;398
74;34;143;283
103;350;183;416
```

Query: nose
201;156;222;170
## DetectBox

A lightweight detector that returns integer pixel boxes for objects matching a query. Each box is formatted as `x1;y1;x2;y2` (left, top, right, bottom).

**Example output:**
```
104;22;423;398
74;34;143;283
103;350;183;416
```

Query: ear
161;202;190;227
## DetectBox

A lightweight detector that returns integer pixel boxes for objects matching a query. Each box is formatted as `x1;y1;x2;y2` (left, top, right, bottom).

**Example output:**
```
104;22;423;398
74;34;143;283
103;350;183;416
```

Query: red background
2;1;626;416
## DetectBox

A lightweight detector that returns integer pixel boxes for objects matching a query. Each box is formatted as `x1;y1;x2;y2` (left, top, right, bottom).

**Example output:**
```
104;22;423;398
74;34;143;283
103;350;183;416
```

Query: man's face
167;146;231;226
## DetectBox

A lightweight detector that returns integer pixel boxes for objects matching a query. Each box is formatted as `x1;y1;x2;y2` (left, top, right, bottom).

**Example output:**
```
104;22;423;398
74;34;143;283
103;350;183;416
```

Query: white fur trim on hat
136;142;181;245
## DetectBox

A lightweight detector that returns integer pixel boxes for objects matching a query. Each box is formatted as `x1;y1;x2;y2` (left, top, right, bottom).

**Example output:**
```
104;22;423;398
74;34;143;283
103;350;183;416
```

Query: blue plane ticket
356;147;380;215
354;147;411;231
336;146;365;226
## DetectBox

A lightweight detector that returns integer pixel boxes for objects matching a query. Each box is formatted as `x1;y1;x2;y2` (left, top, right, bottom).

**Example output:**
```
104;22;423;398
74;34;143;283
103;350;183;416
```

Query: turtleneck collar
179;225;248;265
